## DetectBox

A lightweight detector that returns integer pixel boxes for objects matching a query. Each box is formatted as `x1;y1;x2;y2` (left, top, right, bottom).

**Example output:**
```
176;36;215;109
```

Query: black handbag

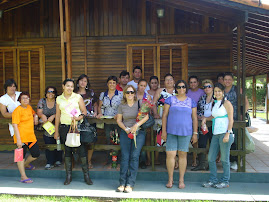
138;101;155;130
77;117;97;143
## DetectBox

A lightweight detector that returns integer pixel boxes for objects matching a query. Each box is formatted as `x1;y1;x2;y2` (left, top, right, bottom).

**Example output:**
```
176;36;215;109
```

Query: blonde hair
122;85;137;104
202;79;214;87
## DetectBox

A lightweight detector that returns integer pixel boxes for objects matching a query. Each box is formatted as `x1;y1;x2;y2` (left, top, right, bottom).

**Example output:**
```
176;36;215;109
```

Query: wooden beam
156;45;160;80
28;51;31;97
65;0;72;78
181;44;188;81
169;48;172;74
83;0;87;75
252;76;256;118
39;47;45;99
2;52;5;93
142;49;145;79
13;49;17;83
16;49;20;91
242;24;246;121
59;0;66;81
267;73;269;124
236;25;241;121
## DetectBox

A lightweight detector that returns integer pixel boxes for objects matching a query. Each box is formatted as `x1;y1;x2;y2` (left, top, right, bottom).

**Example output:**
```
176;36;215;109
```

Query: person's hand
54;131;60;140
223;133;229;143
154;114;160;119
93;112;97;118
97;114;103;119
34;115;39;125
16;139;22;148
41;115;47;123
201;117;207;127
131;123;139;134
161;130;167;141
191;133;198;144
48;115;55;122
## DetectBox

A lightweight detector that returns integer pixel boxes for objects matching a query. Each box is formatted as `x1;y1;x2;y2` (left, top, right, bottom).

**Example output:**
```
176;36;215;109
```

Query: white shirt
211;100;229;135
127;80;150;92
204;102;212;118
0;91;21;136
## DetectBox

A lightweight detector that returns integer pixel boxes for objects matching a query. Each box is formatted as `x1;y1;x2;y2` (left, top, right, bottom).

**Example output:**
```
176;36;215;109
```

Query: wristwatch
227;130;233;134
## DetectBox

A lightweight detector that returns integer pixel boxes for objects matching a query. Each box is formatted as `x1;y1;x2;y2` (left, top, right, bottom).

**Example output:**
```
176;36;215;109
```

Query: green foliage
246;78;266;110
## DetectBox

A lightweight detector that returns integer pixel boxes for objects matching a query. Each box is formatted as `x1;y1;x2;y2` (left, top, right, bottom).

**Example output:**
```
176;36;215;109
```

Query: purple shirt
165;96;197;136
186;88;205;104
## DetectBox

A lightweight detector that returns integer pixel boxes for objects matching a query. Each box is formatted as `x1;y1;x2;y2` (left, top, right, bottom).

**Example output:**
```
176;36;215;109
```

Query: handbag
65;120;81;147
137;101;155;130
77;117;97;143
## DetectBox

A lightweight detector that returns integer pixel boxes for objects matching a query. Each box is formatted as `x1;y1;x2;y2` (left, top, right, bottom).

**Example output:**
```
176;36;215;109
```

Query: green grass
249;112;267;120
0;194;214;202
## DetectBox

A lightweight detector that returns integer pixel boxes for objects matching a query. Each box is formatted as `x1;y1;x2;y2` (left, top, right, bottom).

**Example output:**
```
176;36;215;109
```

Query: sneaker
202;181;216;188
215;182;229;189
55;161;61;167
230;161;238;170
45;164;54;170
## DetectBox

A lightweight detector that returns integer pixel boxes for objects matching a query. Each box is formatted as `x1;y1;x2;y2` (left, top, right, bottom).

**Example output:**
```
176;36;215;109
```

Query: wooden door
0;47;45;108
127;43;188;85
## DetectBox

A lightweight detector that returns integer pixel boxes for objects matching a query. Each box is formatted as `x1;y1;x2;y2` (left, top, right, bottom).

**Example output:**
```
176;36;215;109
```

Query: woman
37;86;62;170
137;79;151;167
0;79;21;137
162;80;198;189
75;74;98;169
12;92;40;183
54;78;92;185
192;80;214;171
97;76;123;168
116;85;149;193
147;76;159;100
202;83;234;189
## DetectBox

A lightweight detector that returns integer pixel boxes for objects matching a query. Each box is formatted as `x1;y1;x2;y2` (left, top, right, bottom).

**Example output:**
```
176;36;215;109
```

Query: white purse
65;120;81;147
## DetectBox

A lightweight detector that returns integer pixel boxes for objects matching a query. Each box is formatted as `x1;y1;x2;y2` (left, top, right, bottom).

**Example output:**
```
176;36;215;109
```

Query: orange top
12;105;37;144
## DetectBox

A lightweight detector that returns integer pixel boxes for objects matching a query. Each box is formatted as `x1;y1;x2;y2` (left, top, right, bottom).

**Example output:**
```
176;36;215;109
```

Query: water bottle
56;138;61;151
159;104;163;118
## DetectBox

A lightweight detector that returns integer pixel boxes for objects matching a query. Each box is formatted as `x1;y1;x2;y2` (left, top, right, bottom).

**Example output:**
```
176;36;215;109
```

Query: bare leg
192;142;198;166
18;160;31;182
178;151;187;189
24;155;37;169
166;151;177;187
88;149;94;169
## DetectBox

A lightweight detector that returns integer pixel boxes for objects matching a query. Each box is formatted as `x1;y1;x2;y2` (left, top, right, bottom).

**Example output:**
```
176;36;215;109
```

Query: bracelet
193;132;198;135
80;114;86;117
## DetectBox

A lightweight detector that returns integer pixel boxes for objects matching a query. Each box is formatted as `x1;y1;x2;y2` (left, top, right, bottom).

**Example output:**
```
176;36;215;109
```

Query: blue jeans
208;133;234;184
119;129;146;187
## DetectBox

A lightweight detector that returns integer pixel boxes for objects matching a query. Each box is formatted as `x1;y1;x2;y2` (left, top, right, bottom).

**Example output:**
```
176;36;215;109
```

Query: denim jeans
43;134;63;165
119;129;146;187
208;133;234;184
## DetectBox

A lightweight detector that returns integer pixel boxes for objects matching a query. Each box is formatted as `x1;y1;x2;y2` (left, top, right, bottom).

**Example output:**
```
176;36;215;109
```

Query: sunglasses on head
47;90;55;93
203;85;212;89
126;91;135;94
176;85;186;89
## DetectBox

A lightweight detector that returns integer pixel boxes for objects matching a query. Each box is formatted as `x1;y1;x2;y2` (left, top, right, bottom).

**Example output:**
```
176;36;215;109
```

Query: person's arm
191;107;198;144
152;88;162;118
73;97;87;121
93;102;98;117
0;103;12;118
97;100;103;119
54;103;61;140
117;113;131;134
147;95;152;102
161;103;170;141
13;124;22;148
37;108;48;123
223;100;234;143
130;114;149;134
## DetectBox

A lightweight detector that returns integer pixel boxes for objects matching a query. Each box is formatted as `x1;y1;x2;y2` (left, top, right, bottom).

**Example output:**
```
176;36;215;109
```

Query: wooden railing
0;118;246;172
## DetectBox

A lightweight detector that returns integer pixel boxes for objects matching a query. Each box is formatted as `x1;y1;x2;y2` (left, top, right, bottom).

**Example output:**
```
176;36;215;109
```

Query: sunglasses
47;90;55;93
126;91;135;94
176;86;186;89
203;85;212;89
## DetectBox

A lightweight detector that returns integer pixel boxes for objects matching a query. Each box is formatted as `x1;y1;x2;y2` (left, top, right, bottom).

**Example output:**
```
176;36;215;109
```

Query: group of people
0;66;247;192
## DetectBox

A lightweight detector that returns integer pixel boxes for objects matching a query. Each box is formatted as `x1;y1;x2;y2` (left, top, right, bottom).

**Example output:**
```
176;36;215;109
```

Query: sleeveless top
211;100;229;135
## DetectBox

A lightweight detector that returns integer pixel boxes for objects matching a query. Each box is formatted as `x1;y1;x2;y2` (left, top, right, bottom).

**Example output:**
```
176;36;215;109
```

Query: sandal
25;164;35;170
166;181;173;188
124;186;133;193
20;178;33;183
179;181;185;189
116;185;125;192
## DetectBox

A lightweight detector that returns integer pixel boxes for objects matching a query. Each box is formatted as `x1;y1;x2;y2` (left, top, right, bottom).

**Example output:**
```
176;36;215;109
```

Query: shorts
23;141;40;158
166;133;192;152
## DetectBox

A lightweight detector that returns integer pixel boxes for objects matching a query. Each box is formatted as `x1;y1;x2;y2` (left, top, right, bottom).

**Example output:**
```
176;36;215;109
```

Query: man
127;66;150;91
186;75;205;104
116;70;130;91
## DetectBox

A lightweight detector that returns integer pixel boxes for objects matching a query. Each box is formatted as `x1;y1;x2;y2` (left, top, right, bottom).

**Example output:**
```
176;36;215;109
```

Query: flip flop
20;178;33;183
25;164;35;170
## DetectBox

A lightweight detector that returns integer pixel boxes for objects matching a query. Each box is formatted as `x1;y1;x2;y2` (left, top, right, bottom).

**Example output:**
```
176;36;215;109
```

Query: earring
85;85;88;90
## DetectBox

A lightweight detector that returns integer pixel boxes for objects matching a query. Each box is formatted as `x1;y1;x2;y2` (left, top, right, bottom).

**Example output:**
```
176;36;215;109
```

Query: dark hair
224;72;234;79
138;79;147;85
217;73;225;80
188;75;199;82
175;80;188;94
133;66;142;73
164;73;174;80
149;76;159;82
4;79;18;93
107;76;118;83
212;83;225;108
63;78;75;85
45;86;57;98
18;91;30;102
76;74;90;89
119;70;130;78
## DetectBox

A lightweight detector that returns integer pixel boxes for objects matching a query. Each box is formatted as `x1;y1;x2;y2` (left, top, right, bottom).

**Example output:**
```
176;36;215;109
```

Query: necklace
204;97;213;110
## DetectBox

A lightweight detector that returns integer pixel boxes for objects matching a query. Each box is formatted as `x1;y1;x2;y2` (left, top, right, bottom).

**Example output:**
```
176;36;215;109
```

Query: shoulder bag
65;120;81;147
78;117;97;143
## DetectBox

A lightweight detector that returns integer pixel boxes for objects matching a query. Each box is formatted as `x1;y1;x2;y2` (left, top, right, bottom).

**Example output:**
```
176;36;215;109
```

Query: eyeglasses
176;86;186;89
21;97;30;100
126;91;135;94
47;90;55;93
203;85;212;89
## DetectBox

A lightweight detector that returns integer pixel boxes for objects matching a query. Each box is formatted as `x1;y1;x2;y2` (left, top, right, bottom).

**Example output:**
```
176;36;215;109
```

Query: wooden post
59;0;66;81
169;48;172;74
84;0;87;75
17;49;20;91
236;25;241;121
65;0;72;78
153;47;157;77
13;49;17;84
157;45;161;80
252;76;256;118
142;49;145;79
267;74;269;124
181;44;188;81
28;51;32;97
2;52;5;92
39;47;45;98
242;24;246;121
